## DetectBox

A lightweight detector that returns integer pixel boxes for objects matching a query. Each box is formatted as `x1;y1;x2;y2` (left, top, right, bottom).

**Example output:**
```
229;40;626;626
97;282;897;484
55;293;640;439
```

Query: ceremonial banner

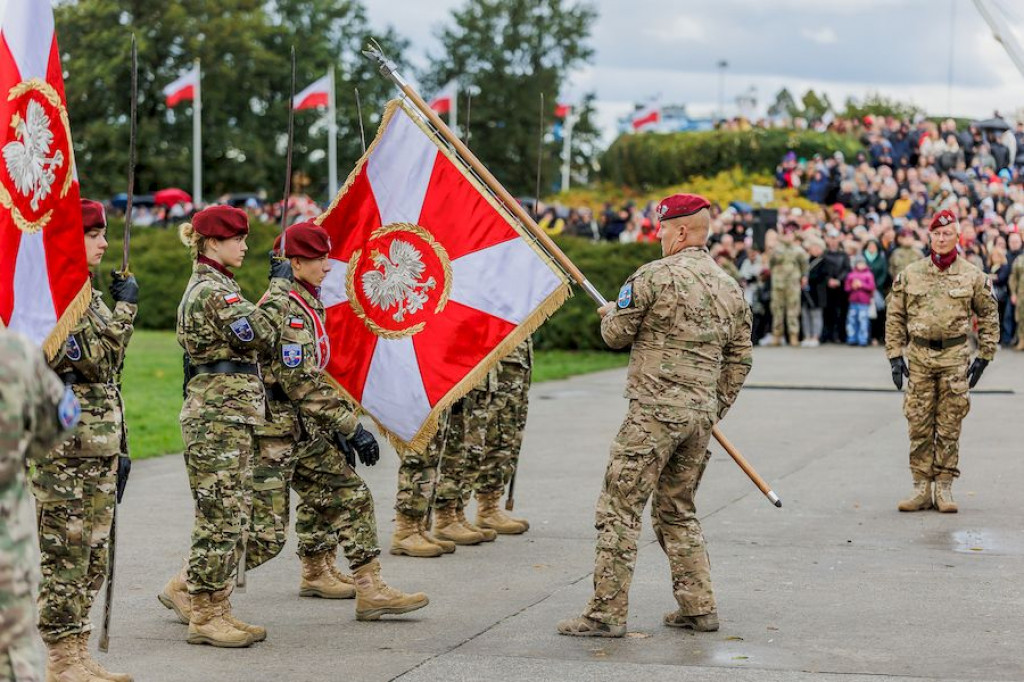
0;0;89;357
317;99;570;450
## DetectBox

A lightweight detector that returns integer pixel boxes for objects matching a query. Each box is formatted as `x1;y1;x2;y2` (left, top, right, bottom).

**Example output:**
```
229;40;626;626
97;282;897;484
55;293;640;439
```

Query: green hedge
599;128;863;188
97;223;659;351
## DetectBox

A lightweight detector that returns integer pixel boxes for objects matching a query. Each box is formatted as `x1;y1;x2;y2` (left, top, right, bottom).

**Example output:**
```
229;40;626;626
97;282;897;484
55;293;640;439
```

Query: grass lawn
121;330;628;460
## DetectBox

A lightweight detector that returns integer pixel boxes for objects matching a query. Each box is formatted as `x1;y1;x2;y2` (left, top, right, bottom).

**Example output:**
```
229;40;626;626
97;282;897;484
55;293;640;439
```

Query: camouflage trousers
904;345;971;480
1;645;43;682
435;387;489;510
182;419;253;595
771;283;801;340
394;410;450;520
31;455;116;642
477;357;531;496
247;434;379;570
585;402;717;626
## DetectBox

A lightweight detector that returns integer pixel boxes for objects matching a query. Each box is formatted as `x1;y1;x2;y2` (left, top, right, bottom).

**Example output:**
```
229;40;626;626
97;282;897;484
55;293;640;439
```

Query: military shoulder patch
65;335;82;362
289;316;304;329
617;282;634;309
58;386;81;430
229;317;255;342
282;343;303;368
224;292;241;304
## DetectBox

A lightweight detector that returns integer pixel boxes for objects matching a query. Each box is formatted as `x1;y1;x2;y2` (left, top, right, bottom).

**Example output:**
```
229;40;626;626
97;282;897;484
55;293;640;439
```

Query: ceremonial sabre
99;35;138;652
354;87;367;154
362;40;782;509
277;46;297;257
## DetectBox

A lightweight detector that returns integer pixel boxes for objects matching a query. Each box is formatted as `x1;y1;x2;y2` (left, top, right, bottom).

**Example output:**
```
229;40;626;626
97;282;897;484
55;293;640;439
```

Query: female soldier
167;205;289;648
33;199;137;682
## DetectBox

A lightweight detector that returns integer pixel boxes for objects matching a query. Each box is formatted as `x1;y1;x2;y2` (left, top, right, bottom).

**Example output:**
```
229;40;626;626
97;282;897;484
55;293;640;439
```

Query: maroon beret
282;221;331;259
192;205;249;239
81;199;106;231
898;227;915;238
929;209;959;232
656;193;711;222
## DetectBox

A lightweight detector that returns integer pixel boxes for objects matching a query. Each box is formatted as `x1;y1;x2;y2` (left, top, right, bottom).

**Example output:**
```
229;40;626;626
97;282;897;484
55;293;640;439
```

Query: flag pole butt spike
767;490;782;508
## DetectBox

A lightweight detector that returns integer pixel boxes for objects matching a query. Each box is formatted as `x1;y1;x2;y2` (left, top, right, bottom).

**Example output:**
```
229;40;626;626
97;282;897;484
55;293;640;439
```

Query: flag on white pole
427;80;458;115
162;66;200;107
631;103;661;132
294;74;331;110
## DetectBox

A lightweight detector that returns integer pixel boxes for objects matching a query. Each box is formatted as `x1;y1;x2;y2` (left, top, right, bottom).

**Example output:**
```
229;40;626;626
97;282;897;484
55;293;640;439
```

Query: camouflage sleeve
600;267;653;349
24;348;79;467
211;279;288;354
973;271;1000;361
100;301;137;370
884;272;908;359
799;249;810;278
717;301;753;420
274;326;359;436
1011;259;1023;297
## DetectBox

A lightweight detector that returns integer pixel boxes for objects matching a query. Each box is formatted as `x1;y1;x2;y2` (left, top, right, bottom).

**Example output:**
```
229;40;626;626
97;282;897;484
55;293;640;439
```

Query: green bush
98;223;659;351
533;237;661;351
599;128;863;188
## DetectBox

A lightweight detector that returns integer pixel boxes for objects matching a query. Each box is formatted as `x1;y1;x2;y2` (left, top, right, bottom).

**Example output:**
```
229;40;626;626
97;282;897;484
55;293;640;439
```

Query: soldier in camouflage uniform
768;223;809;346
1009;252;1024;350
1;329;80;682
472;339;533;535
167;206;290;648
390;411;455;558
31;200;137;682
888;228;923;282
559;193;753;638
886;209;999;514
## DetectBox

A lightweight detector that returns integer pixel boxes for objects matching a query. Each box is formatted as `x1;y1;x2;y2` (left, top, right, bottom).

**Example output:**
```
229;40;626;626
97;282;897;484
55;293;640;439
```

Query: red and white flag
428;80;458;115
554;102;571;118
631;103;661;132
0;0;90;357
316;100;570;450
163;65;199;107
294;73;330;111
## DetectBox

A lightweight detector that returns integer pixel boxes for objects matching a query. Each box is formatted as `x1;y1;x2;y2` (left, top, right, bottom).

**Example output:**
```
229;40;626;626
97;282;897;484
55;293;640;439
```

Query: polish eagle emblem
3;99;64;212
361;239;437;322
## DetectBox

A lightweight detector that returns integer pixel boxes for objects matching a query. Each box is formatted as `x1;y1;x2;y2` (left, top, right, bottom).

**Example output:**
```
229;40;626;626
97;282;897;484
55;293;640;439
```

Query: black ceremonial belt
268;384;289;402
193;360;259;375
911;335;967;351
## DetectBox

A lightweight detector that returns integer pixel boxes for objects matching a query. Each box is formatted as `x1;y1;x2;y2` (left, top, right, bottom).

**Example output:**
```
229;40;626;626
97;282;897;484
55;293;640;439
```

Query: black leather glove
269;251;293;281
116;455;131;503
334;431;357;469
349;424;380;467
968;358;989;389
890;357;909;390
109;271;139;304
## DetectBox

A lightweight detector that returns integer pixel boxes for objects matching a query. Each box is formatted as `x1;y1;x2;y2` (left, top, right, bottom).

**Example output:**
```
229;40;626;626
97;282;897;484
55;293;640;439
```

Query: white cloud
800;26;837;45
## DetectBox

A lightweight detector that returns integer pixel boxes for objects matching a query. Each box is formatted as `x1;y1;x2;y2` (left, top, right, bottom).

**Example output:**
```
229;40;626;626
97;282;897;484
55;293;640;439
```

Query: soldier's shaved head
660;208;710;257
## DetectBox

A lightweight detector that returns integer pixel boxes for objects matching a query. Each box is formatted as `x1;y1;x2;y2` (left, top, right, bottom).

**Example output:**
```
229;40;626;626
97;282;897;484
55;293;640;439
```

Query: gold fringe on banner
41;279;92;361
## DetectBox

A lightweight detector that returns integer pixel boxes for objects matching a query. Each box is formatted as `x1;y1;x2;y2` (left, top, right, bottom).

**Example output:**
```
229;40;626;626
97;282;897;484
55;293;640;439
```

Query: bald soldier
558;193;753;638
886;209;999;513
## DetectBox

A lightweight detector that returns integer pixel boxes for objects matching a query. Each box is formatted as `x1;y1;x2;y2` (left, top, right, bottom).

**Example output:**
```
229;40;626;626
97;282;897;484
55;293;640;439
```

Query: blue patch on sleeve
58;386;81;430
617;282;634;309
229;318;255;342
282;343;303;368
65;335;82;361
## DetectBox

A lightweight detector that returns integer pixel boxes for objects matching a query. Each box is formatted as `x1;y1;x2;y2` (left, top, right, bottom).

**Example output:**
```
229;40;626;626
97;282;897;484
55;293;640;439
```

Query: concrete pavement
89;345;1024;681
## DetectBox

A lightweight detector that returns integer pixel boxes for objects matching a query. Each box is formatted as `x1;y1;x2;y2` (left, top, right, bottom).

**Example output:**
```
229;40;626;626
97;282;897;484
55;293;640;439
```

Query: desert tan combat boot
324;546;359;589
1015;336;1024;351
352;558;429;621
390;511;445;557
157;565;191;624
456;505;496;542
897;478;934;512
663;610;720;632
433;505;485;545
475;490;529;534
934;477;958;513
788;334;799;347
76;633;133;682
418;517;456;554
186;590;254;648
299;551;356;599
45;635;106;682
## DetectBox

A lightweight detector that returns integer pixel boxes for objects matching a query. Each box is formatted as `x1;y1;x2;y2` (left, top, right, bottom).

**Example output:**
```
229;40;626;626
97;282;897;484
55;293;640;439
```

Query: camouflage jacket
0;330;78;657
500;337;533;370
178;262;288;425
603;246;753;417
49;287;136;457
1010;256;1024;299
258;283;359;439
886;255;999;361
888;245;923;280
769;243;809;289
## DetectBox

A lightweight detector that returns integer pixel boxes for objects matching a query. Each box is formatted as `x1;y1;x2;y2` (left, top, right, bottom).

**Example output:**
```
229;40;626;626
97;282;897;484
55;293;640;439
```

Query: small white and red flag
316;100;570;450
554;102;571;118
163;65;199;107
631;103;661;132
294;73;331;111
0;0;90;357
428;80;458;115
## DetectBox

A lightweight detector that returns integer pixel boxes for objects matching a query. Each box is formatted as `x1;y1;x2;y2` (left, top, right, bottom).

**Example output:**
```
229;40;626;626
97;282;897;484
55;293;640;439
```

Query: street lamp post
717;59;728;122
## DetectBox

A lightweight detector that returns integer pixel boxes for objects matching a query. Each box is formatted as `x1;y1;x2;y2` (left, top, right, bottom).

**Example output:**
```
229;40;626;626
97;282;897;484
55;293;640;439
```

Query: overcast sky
363;0;1024;144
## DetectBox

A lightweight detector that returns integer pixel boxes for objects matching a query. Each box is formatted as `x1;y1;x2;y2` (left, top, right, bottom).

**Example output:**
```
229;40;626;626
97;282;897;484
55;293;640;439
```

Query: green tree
425;0;597;196
54;0;407;201
842;92;924;122
800;89;832;122
767;87;800;119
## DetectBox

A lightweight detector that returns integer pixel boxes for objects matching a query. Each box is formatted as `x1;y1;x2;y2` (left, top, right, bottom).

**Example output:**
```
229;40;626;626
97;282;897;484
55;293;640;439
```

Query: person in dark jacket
800;238;828;346
864;239;889;343
821;229;851;343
